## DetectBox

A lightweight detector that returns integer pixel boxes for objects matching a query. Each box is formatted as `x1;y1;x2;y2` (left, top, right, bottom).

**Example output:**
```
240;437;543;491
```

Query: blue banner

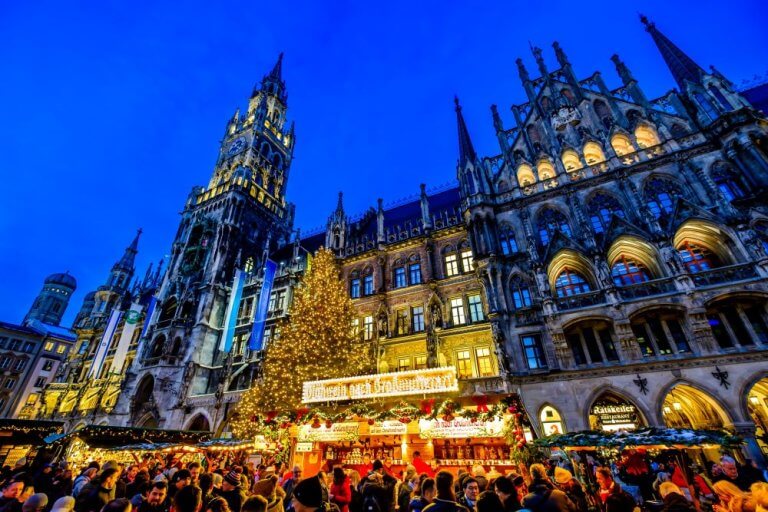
87;308;123;379
249;259;277;351
139;295;157;339
219;269;245;352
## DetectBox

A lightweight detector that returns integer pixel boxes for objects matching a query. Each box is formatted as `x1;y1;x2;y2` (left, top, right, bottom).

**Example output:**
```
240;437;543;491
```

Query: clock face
228;137;246;156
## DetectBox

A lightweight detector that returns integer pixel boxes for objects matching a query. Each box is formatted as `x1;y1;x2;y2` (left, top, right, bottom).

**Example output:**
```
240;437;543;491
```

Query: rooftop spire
117;228;141;271
256;52;287;102
641;15;706;91
454;96;477;166
268;52;284;81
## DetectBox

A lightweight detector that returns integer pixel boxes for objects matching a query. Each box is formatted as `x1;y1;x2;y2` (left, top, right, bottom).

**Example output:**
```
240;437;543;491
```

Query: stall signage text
298;422;359;442
592;404;637;425
369;421;408;436
302;367;458;403
418;417;505;439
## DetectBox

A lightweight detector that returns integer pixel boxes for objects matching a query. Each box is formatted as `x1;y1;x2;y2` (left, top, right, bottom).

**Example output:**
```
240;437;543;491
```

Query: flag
87;308;123;379
219;269;245;352
249;259;277;351
140;295;157;339
109;302;143;374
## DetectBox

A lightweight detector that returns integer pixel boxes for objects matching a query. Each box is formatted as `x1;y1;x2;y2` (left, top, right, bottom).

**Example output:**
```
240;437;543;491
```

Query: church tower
114;55;296;429
23;272;76;327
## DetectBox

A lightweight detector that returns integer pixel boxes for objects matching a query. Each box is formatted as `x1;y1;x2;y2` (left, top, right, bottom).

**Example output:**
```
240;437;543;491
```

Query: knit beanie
554;467;573;485
224;470;241;487
22;494;48;512
293;475;324;508
50;496;75;512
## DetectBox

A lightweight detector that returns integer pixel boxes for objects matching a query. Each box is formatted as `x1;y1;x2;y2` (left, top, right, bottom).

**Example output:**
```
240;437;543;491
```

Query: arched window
540;405;565;435
593;100;612;129
554;268;591;297
644;178;682;218
694;93;719;121
561;150;582;172
150;335;166;359
708;85;733;111
611;256;651;285
677;242;721;273
635;124;661;148
499;228;518;256
611;133;634;156
516;164;536;187
510;276;533;309
583;142;606;165
537;209;572;246
588;193;625;234
244;257;254;274
537;160;556;182
711;164;746;201
540;96;552;112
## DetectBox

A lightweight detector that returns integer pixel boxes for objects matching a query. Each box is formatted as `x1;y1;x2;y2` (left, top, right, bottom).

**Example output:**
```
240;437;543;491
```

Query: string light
232;248;372;439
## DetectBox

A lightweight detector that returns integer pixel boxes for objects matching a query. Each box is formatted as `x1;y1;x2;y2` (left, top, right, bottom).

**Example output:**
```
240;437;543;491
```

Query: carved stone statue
535;269;551;294
594;255;613;287
659;240;681;273
377;311;388;337
426;327;439;368
491;322;513;376
430;303;443;328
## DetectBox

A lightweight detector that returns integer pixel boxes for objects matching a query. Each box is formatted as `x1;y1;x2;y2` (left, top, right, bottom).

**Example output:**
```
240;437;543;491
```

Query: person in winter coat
659;483;694;512
595;467;635;512
493;476;521;512
553;467;589;512
329;469;350;512
476;491;503;512
252;475;285;512
0;480;25;512
76;468;120;512
408;478;435;512
521;464;575;512
73;469;98;498
215;470;246;512
422;471;468;512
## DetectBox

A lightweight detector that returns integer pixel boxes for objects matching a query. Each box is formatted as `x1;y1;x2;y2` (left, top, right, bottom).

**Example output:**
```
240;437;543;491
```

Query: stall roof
0;419;64;445
534;427;742;449
52;425;211;448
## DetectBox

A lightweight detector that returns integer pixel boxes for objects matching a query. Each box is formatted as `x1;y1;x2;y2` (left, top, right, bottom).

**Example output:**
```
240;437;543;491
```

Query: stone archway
660;383;731;430
745;376;768;458
539;404;566;436
185;413;211;432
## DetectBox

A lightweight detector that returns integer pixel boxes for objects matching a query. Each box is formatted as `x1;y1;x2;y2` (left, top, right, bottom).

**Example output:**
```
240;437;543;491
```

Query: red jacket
330;479;352;512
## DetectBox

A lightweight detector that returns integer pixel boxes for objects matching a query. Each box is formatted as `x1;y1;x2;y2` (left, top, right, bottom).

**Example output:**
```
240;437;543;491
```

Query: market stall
0;419;64;466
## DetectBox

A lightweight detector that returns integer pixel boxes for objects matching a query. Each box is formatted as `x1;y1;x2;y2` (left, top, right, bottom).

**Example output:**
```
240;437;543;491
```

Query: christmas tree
232;248;372;438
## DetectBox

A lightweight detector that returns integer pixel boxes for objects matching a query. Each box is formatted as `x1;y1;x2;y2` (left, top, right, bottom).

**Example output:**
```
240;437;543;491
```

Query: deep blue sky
1;0;766;327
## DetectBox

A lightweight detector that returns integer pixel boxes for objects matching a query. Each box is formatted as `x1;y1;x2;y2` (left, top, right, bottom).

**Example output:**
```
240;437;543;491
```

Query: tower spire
268;52;284;81
641;15;706;91
117;228;141;271
454;96;477;165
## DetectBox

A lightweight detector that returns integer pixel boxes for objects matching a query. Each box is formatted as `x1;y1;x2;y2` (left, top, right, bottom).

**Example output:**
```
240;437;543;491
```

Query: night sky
1;0;766;327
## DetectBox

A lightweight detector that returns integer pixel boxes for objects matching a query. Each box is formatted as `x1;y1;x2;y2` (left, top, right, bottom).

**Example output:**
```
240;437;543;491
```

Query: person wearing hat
290;476;326;512
50;496;75;512
21;494;47;512
521;464;576;512
361;461;396;512
251;475;285;512
215;470;245;512
554;467;588;512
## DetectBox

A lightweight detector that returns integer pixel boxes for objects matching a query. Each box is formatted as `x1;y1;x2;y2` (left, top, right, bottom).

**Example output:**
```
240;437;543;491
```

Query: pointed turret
325;192;347;251
455;96;477;166
116;229;141;272
641;15;706;91
254;52;287;104
419;184;432;231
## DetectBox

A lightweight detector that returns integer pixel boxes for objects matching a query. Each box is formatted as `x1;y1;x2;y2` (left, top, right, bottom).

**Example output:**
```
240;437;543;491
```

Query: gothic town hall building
38;18;768;464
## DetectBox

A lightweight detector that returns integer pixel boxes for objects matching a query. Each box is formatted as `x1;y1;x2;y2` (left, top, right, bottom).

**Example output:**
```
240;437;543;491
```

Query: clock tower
112;54;296;429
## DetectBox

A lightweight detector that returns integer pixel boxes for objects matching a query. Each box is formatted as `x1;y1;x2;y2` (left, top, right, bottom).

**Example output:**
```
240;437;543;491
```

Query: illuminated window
363;274;374;295
634;125;661;148
712;166;746;201
398;358;411;372
555;268;591;297
517;164;536;186
694;93;719;121
350;278;361;298
588;193;625;234
537;160;556;181
445;254;459;277
396;310;408;335
26;393;39;405
537;209;571;246
409;263;422;285
562;150;582;171
56;345;66;354
611;256;651;286
500;230;518;255
584;142;606;165
461;250;474;273
244;257;254;274
645;178;682;218
411;306;425;333
393;267;406;288
414;355;427;370
363;316;374;341
511;277;533;309
44;341;54;352
450;298;466;326
456;350;473;378
476;347;495;377
611;133;634;156
521;335;547;369
42;359;54;372
677;242;720;273
351;318;360;336
467;294;484;323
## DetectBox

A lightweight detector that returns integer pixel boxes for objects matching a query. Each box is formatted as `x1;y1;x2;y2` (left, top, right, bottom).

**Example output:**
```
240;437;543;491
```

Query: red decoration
250;415;259;423
311;417;321;429
507;406;517;414
399;417;411;424
442;414;455;422
420;399;436;415
296;407;311;422
265;411;278;424
367;418;375;426
471;395;490;413
325;419;333;429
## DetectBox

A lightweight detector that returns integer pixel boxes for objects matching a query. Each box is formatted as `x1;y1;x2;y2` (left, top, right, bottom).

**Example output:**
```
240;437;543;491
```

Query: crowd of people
0;451;766;512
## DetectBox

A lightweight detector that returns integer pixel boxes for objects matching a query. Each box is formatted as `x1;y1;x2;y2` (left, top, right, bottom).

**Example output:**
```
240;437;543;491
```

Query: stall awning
50;425;211;448
0;419;65;445
534;427;742;449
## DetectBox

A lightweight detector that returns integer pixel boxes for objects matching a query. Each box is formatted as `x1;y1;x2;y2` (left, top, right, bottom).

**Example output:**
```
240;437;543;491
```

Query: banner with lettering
108;301;143;374
87;308;123;379
249;259;277;351
219;269;245;352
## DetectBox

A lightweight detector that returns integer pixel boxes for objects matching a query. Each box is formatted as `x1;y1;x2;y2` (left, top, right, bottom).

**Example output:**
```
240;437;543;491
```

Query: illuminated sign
369;421;408;436
302;367;458;404
295;442;314;453
418;417;505;439
298;422;359;442
591;403;638;432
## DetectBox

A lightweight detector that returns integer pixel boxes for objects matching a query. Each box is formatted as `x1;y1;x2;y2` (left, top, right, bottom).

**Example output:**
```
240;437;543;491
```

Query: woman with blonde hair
713;480;754;512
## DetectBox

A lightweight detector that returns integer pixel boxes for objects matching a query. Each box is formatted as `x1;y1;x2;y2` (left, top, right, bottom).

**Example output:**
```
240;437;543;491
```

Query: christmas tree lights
232;248;372;438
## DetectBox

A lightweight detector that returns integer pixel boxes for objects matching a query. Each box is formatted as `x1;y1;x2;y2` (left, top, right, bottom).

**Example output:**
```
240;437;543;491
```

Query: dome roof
45;272;77;289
